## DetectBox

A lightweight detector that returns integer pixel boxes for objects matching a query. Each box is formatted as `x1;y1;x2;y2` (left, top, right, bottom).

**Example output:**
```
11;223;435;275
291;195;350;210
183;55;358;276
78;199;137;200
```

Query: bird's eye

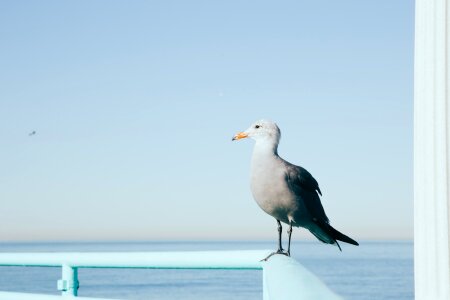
255;125;260;129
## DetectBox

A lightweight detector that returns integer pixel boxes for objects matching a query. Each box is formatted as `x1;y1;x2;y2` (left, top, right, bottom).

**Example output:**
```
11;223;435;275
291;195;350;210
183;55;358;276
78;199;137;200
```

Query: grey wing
286;164;329;223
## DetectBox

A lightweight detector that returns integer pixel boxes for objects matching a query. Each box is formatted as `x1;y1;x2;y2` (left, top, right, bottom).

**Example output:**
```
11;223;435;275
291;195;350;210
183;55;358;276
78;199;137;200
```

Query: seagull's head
232;119;281;144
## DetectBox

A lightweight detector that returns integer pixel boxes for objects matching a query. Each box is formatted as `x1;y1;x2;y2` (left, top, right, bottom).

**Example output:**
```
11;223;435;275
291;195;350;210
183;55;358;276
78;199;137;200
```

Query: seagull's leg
277;219;283;252
261;220;288;261
287;221;293;257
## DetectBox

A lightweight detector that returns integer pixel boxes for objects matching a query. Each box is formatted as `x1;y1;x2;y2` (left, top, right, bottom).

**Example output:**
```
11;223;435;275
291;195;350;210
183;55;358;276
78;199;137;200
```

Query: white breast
250;146;298;223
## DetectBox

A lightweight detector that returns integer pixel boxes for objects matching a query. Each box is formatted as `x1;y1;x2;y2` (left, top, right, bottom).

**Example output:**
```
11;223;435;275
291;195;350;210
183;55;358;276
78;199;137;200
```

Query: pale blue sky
0;1;413;241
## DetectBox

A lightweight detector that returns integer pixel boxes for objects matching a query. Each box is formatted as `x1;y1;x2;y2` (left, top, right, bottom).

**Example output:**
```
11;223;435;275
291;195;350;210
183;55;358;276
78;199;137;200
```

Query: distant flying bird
233;119;358;260
28;131;36;136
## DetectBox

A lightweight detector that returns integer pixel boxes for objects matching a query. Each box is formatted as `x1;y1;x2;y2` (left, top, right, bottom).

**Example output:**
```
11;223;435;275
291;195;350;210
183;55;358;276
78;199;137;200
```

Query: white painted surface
414;0;450;299
262;255;342;300
0;250;270;269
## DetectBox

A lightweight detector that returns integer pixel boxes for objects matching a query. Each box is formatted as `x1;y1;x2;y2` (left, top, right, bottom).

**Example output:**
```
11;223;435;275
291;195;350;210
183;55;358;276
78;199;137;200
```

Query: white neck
254;138;278;154
251;138;279;168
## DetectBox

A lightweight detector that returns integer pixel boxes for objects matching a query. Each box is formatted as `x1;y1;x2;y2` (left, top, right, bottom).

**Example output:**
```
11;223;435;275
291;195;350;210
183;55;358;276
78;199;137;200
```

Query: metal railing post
58;264;79;296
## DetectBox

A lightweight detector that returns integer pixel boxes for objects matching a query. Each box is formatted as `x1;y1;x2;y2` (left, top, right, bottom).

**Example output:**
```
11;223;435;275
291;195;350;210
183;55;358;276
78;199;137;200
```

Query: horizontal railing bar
0;250;271;269
0;291;120;300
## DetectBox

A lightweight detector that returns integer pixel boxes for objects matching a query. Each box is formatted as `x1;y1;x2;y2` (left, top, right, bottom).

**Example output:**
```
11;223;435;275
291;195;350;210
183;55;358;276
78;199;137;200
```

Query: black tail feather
327;225;359;246
309;222;359;250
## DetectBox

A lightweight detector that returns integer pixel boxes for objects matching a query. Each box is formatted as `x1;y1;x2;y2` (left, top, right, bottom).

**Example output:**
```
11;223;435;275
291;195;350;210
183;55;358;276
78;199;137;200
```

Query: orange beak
232;132;248;141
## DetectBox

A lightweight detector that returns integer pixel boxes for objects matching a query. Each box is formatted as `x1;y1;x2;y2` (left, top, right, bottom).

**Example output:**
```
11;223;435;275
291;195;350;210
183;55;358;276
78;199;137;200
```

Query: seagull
28;131;36;136
233;119;358;260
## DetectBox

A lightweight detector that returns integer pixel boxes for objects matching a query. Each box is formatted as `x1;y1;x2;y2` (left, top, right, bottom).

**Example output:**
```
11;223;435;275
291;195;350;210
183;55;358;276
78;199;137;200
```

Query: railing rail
0;250;342;300
0;291;118;300
0;250;269;269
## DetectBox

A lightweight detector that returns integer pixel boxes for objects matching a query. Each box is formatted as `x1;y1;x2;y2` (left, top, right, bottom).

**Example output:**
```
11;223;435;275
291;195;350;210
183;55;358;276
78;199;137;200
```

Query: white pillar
414;0;450;299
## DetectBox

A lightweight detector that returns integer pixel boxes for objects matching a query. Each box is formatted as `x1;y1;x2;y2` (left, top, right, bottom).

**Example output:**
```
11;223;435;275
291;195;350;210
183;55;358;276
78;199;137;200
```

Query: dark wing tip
335;240;342;251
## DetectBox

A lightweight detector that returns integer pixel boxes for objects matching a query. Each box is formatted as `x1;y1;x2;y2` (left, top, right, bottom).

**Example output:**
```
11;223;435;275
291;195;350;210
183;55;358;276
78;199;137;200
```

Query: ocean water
0;241;413;300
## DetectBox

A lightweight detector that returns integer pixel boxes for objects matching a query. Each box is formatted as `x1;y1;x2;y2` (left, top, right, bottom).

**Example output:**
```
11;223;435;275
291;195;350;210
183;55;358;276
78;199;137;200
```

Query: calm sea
0;241;413;300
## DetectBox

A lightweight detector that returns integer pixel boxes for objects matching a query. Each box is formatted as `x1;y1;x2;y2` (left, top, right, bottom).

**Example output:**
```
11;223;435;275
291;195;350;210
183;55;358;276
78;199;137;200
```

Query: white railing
0;250;342;300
